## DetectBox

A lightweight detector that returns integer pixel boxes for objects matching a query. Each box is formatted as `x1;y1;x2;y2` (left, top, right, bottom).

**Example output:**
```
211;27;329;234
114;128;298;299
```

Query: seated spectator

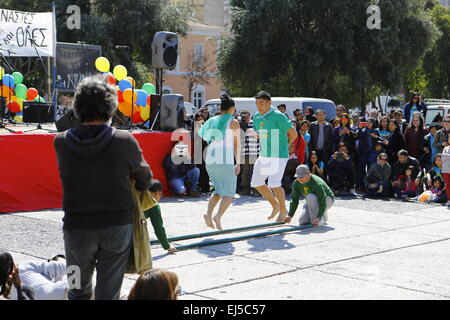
422;123;440;172
365;153;391;197
128;269;180;300
425;154;443;189
308;151;325;180
327;143;356;196
419;176;446;203
1;252;67;300
385;119;406;165
143;180;177;253
368;141;385;168
391;150;421;198
396;166;418;199
163;143;201;197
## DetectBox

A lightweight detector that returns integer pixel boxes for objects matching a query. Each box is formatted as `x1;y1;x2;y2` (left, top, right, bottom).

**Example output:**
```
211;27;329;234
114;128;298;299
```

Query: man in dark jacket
391;149;422;196
365;153;391;197
163;142;201;197
54;75;153;300
308;109;334;165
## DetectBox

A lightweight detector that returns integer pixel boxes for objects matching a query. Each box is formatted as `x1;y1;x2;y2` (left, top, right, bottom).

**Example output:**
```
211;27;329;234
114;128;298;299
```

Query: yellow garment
126;183;156;274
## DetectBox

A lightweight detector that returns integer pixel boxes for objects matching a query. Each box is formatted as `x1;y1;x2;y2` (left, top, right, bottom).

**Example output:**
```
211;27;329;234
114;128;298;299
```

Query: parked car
183;102;197;116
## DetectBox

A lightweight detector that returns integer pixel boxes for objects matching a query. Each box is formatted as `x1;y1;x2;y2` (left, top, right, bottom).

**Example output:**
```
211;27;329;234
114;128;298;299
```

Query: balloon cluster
95;57;156;124
0;67;45;123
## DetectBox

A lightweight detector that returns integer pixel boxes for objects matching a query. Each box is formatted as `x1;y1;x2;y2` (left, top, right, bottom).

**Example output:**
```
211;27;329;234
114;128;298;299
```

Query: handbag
126;182;157;274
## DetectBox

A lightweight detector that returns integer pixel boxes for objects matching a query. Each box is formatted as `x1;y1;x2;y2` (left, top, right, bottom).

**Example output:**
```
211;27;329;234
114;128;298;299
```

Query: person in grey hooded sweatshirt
54;75;153;300
365;153;391;197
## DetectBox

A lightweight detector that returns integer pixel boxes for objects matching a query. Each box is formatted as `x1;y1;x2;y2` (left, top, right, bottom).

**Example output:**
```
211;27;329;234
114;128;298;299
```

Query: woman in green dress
197;94;241;230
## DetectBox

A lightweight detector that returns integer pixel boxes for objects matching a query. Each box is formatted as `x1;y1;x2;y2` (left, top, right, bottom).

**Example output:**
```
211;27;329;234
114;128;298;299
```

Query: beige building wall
163;19;225;109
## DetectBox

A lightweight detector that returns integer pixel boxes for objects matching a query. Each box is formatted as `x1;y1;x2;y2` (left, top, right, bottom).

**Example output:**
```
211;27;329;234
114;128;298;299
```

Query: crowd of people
169;93;450;206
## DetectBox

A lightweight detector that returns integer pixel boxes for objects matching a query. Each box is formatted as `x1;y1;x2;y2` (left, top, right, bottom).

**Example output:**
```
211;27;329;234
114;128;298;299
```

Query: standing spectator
304;106;317;123
308;109;334;166
355;119;378;191
128;269;180;300
404;93;427;124
331;104;347;125
332;113;357;157
239;110;260;196
441;134;450;207
197;107;211;193
368;108;380;121
53;75;153;300
299;120;311;162
377;116;391;141
350;112;361;131
293;109;304;122
277;104;289;119
163;143;201;197
327;143;356;196
365;153;391;198
385;119;406;165
418;95;428;120
422;123;440;172
433;115;450;154
307;151;325;180
283;120;306;193
391;150;421;197
393;109;407;134
404;113;428;161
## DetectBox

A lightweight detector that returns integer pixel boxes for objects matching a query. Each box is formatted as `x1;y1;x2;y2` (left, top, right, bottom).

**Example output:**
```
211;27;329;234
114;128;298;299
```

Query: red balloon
132;111;144;124
118;90;124;103
6;101;21;113
27;88;39;100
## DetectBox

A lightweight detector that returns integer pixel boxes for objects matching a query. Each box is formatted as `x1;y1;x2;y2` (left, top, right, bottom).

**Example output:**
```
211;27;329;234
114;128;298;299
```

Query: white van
201;97;337;121
425;105;450;126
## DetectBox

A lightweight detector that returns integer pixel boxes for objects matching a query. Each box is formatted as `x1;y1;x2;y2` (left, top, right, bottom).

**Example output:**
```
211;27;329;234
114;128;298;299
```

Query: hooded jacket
54;125;153;230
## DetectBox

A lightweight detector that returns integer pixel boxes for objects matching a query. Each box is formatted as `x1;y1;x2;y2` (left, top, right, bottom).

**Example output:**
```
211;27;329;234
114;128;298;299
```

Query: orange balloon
118;101;139;117
1;85;13;97
122;88;137;104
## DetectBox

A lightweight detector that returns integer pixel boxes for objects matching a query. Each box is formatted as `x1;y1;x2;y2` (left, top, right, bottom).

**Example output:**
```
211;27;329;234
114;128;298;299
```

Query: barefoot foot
267;203;280;220
203;215;215;229
213;215;223;230
276;211;288;223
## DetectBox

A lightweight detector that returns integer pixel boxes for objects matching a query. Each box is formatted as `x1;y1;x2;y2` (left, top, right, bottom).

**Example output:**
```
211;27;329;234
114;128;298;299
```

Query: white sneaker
446;201;450;207
377;185;383;193
350;188;357;196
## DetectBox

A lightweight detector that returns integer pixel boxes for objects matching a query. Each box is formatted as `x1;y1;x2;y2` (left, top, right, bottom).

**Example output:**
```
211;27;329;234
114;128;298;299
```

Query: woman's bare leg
213;196;234;230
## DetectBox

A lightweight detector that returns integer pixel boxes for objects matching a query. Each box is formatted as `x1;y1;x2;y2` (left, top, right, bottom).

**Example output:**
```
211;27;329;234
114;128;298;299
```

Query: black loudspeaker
148;94;161;130
55;109;80;132
23;102;55;124
151;31;178;69
160;94;184;131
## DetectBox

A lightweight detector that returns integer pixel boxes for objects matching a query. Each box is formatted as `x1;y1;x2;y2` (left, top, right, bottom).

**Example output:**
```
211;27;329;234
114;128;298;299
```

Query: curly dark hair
73;75;118;123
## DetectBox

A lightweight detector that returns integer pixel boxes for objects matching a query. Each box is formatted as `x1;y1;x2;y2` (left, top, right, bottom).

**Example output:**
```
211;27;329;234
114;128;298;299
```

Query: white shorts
251;157;289;189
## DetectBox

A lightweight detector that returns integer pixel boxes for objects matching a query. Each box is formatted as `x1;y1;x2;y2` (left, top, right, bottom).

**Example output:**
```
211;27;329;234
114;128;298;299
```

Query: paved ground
1;195;449;300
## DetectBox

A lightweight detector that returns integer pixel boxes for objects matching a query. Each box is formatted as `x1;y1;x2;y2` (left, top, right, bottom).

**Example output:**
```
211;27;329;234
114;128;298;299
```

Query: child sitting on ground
143;180;177;253
399;166;417;199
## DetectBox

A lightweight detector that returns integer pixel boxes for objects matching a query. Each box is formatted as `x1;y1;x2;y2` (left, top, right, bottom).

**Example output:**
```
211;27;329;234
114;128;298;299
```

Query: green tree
219;0;434;109
422;5;450;99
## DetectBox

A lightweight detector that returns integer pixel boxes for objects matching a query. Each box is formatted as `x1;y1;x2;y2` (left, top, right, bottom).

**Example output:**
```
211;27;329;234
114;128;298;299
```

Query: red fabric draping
0;131;175;213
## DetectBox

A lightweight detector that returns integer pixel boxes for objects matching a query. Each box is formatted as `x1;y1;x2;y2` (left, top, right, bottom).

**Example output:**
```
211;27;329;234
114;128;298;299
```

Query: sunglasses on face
379;158;387;161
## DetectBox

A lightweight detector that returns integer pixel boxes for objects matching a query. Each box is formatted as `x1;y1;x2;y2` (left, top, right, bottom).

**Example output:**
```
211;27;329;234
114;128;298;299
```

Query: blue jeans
366;181;390;197
169;167;200;195
63;224;133;300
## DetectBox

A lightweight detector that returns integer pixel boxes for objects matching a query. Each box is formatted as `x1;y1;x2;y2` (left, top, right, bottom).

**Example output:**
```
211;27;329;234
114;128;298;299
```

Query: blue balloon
136;89;148;106
118;79;132;92
2;74;15;88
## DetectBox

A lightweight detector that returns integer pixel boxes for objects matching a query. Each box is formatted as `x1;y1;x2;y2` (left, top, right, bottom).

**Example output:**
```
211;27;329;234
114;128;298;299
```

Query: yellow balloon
126;76;136;88
14;115;23;123
95;57;110;73
113;65;128;81
140;105;150;121
0;67;4;80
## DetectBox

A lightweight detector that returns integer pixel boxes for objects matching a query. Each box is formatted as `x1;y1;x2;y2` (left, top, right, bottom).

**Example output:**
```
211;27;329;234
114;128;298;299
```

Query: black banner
55;42;101;93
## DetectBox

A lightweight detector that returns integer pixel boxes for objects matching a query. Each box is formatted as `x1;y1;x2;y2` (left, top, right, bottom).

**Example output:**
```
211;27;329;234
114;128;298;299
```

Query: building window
193;90;204;108
194;43;204;64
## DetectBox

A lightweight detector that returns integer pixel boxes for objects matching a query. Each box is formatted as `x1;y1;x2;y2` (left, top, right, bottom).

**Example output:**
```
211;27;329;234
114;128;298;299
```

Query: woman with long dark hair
385;119;406;165
404;113;428;161
197;94;241;230
128;269;180;300
332;113;356;154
